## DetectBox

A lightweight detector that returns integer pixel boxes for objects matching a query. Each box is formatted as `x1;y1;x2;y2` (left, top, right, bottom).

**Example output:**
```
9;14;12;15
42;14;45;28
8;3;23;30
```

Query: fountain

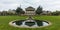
9;16;51;28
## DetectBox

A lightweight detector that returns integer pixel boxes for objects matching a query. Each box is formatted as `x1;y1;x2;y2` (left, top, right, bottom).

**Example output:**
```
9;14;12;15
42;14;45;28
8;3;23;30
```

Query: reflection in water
43;22;49;26
9;17;50;28
12;20;49;27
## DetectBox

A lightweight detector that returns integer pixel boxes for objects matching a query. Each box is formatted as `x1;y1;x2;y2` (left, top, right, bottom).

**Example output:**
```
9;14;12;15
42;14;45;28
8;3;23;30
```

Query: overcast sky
0;0;60;11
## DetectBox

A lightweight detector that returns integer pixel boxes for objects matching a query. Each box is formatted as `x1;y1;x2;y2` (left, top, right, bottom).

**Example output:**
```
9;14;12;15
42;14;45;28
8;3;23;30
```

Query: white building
25;6;36;15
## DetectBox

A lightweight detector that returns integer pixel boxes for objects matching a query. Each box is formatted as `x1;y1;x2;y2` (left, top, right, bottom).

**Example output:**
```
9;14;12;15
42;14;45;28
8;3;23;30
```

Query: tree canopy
16;7;25;15
36;6;43;15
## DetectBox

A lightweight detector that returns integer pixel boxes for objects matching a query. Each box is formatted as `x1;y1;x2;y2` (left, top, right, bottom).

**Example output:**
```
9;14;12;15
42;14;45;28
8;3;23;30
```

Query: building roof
25;6;35;11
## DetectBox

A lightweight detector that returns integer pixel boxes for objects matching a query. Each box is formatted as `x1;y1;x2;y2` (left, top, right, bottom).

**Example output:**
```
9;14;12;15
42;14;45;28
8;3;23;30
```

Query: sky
0;0;60;11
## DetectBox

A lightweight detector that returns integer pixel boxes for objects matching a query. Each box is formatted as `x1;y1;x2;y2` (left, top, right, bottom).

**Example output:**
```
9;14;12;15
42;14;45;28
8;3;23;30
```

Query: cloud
0;0;60;11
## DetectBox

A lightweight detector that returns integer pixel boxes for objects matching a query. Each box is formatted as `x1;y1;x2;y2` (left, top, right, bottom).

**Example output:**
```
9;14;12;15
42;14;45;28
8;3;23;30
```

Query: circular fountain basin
9;20;51;28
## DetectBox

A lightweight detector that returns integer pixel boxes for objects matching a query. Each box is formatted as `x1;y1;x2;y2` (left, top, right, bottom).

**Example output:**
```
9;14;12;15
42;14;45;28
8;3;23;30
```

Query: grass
0;16;60;30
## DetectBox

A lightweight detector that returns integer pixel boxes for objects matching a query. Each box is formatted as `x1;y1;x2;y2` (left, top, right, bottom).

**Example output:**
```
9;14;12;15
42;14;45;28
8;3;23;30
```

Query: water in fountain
9;16;51;28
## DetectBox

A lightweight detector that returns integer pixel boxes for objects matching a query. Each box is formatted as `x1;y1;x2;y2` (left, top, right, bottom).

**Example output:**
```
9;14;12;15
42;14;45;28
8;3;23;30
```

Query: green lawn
0;16;60;30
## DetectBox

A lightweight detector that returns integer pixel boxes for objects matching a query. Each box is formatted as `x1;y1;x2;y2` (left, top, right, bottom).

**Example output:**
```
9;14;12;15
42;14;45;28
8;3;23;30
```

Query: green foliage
36;6;43;15
16;7;25;15
51;11;60;16
21;11;25;14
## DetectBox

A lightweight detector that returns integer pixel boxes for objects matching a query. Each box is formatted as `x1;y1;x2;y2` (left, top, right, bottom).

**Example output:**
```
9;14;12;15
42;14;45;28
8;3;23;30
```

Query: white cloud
0;0;60;11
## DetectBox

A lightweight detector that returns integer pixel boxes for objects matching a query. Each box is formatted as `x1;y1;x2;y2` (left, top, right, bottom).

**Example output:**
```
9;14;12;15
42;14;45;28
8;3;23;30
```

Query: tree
51;11;60;16
36;6;43;15
21;11;25;14
16;7;25;15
